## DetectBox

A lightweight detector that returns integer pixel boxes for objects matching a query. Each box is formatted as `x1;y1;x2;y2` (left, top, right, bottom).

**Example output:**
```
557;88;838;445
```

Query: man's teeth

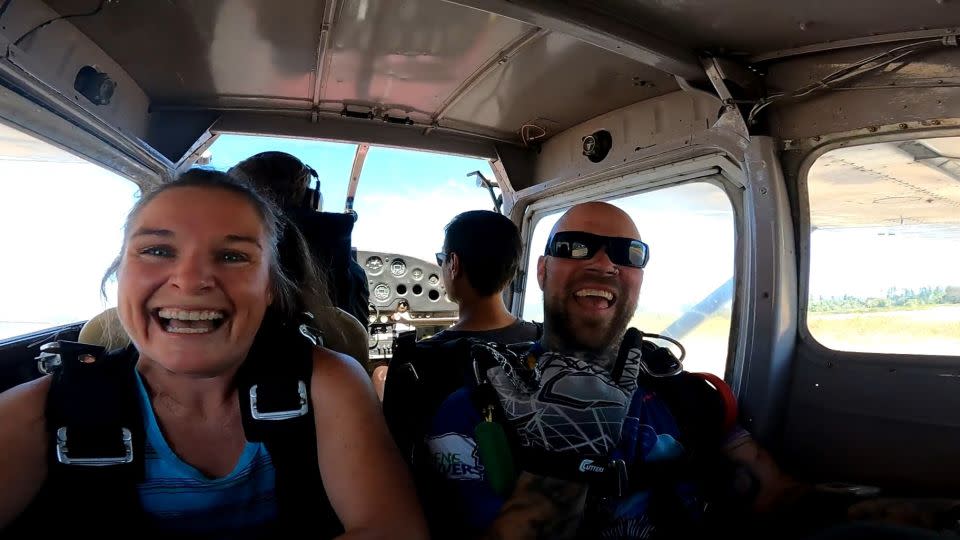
575;289;614;301
157;308;225;321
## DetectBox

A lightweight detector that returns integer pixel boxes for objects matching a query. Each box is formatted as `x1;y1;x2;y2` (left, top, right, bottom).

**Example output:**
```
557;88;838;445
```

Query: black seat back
284;209;370;327
382;332;469;462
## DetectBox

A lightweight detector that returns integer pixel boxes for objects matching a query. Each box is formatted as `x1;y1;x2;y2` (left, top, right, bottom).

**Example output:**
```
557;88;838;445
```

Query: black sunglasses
545;231;649;269
436;252;447;266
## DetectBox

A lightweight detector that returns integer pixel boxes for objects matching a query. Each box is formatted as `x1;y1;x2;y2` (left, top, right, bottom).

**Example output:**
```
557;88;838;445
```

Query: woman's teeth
156;308;226;334
157;308;225;321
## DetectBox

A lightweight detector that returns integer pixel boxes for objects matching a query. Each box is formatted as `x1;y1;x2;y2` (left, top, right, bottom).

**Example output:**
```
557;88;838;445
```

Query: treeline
810;286;960;312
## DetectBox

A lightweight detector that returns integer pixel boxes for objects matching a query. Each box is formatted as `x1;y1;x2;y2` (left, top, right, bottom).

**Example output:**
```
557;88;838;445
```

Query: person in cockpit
0;169;428;539
230;151;371;333
428;209;541;344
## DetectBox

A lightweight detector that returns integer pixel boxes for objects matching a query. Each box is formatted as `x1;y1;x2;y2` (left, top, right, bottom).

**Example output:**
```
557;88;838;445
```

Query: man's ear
449;252;461;279
537;256;547;290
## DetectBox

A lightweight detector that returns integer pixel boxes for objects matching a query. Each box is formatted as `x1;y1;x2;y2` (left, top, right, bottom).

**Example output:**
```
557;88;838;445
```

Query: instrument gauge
366;256;384;275
373;283;391;302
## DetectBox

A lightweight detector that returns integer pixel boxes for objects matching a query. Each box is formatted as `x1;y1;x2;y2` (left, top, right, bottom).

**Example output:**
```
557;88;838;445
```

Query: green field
807;304;960;356
629;304;960;373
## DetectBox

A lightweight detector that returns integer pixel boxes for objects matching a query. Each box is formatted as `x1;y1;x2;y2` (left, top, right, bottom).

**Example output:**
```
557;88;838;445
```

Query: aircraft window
522;182;736;377
0;123;139;341
205;134;496;266
806;137;960;356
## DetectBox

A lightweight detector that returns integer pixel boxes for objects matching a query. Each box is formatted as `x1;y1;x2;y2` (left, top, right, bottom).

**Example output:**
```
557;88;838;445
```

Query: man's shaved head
537;201;644;359
549;201;641;241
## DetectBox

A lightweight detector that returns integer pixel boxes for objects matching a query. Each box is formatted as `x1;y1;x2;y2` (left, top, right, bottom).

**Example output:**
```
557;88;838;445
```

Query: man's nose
586;247;619;275
171;252;214;291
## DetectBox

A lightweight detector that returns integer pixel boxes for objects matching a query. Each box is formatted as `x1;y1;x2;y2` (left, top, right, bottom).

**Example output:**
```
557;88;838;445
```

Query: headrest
77;307;131;350
284;209;356;267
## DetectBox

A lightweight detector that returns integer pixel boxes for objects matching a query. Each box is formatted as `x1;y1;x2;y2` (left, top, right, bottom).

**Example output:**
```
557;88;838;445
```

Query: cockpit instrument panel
359;250;457;313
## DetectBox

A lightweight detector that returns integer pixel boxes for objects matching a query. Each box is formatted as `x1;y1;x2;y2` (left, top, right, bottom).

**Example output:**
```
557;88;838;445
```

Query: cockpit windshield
206;134;497;263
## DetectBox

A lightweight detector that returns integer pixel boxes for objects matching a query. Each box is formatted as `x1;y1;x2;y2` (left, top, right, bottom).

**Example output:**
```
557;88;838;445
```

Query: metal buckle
36;342;63;374
55;427;134;466
402;362;419;382
577;457;628;497
299;323;323;347
611;458;628;497
249;381;309;421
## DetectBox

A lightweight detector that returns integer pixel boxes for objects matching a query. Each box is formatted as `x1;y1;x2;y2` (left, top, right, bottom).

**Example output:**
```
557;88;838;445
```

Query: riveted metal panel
443;32;678;142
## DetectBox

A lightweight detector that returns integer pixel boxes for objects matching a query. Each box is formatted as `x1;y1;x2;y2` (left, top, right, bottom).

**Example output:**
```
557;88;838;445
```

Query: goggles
544;231;649;269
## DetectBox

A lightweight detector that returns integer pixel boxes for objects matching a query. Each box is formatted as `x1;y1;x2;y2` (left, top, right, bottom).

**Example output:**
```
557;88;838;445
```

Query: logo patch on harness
426;433;485;481
578;458;605;473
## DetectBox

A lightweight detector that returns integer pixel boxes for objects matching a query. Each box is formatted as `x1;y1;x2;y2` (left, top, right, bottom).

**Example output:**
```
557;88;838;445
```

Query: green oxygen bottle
474;404;516;497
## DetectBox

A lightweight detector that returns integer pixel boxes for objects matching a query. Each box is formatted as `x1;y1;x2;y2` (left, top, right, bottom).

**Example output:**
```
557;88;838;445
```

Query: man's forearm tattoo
484;473;589;540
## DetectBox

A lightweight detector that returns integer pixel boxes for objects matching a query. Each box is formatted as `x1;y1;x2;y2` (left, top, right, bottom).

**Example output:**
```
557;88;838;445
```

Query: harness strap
519;448;629;495
237;312;344;538
7;341;146;536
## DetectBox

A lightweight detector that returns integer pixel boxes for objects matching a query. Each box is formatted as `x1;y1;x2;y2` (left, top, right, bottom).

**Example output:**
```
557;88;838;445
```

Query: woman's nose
170;252;214;292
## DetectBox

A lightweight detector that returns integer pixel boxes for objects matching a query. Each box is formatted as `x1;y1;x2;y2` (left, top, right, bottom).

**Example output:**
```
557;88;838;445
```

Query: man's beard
541;281;635;361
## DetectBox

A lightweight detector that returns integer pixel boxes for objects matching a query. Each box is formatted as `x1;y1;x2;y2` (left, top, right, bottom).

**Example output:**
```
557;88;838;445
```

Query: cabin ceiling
588;0;960;56
41;0;960;148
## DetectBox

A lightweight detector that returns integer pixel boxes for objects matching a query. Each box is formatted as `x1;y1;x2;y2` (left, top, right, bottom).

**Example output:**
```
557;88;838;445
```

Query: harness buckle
36;342;63;374
577;457;629;497
249;381;309;420
55;427;134;466
402;362;419;382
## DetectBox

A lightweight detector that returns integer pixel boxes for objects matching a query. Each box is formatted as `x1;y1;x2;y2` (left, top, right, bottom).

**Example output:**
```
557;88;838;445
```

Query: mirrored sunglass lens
628;242;647;267
571;242;591;258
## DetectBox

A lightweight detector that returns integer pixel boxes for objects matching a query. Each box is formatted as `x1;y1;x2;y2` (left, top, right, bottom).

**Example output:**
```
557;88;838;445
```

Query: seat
78;306;371;371
77;307;130;350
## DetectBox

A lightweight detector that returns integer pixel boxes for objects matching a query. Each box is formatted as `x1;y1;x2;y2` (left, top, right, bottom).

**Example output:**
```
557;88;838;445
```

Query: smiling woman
0;169;429;539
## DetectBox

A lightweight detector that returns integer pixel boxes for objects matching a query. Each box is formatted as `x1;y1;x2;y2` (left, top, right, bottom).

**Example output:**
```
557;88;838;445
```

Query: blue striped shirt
134;372;279;538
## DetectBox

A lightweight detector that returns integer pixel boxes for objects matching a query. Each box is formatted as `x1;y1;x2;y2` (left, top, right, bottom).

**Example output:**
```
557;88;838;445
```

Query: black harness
5;313;343;538
383;329;741;538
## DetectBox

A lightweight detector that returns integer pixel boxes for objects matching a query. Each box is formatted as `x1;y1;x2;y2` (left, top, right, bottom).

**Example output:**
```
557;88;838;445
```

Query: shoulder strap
381;329;419;462
236;312;344;538
383;333;478;465
7;341;145;536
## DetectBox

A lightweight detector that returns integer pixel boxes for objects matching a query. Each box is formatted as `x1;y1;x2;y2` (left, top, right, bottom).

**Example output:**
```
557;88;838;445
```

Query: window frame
797;128;960;365
512;154;747;382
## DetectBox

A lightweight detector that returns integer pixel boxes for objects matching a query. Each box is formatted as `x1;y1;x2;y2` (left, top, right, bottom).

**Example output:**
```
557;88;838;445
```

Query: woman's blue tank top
134;371;279;538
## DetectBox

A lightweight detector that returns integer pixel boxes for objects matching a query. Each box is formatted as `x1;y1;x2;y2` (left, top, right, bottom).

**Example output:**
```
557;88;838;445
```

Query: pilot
427;209;541;344
229;151;371;331
415;201;957;539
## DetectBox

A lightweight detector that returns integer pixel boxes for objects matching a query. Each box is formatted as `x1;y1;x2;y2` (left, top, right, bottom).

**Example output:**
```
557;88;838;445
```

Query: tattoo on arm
483;473;588;540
